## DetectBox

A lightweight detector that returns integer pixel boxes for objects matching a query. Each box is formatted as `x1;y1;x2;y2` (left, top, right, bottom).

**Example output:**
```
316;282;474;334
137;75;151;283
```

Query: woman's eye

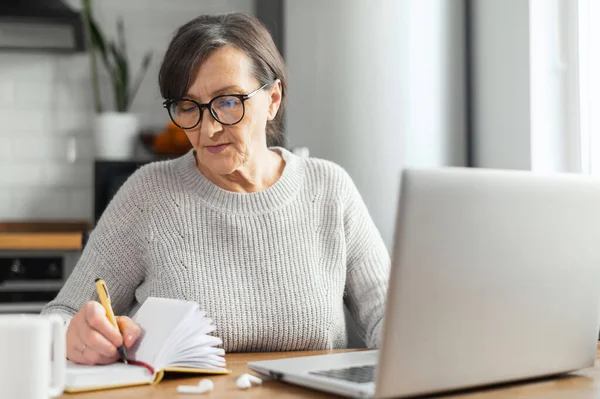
176;104;196;113
216;98;238;109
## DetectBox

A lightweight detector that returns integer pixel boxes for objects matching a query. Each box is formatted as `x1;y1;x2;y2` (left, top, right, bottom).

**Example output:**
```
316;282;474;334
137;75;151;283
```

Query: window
577;0;600;174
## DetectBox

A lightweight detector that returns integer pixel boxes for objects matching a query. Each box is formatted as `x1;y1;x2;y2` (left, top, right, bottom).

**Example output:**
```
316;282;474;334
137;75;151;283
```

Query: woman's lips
205;144;230;154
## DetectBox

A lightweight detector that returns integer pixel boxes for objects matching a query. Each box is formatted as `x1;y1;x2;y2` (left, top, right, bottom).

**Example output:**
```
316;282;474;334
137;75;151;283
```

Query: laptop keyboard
309;365;376;384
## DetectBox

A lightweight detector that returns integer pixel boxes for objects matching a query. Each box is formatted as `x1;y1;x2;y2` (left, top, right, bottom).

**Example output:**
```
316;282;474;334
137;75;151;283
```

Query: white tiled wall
0;0;254;222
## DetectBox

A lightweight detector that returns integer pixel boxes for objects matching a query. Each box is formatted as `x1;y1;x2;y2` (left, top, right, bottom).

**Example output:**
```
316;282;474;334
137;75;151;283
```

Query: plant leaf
117;17;126;57
108;42;129;112
81;0;103;113
128;51;153;109
88;17;108;65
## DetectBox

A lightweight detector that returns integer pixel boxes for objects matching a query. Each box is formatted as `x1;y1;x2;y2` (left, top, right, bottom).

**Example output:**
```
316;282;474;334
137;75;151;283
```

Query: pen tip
94;278;100;282
118;346;128;364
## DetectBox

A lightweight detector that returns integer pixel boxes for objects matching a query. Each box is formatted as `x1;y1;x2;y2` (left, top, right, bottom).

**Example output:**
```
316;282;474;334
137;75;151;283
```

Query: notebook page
66;361;153;390
160;308;223;368
128;297;198;367
167;357;227;370
150;308;205;365
170;333;222;363
169;349;227;369
164;311;214;355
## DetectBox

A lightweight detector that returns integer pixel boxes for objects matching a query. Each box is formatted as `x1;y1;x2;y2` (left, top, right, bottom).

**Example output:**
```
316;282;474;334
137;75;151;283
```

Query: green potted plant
81;0;152;160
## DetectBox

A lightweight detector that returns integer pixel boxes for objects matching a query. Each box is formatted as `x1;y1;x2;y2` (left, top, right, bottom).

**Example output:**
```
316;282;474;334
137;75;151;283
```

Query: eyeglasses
163;83;269;130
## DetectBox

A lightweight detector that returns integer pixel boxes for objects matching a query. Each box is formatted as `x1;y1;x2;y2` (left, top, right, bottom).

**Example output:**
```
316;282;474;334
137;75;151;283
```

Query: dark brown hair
159;13;288;145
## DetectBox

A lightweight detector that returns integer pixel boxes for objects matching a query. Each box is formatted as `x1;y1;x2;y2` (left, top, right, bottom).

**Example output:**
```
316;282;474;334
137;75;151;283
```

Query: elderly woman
42;12;390;365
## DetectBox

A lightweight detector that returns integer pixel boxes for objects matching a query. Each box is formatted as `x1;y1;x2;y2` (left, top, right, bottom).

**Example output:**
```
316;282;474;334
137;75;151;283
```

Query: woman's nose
199;109;222;138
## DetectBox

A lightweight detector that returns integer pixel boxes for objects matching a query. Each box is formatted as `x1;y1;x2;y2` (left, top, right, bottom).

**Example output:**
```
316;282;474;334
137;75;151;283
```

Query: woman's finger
81;344;119;365
66;322;93;365
116;316;142;348
80;328;119;358
67;321;117;365
85;301;124;348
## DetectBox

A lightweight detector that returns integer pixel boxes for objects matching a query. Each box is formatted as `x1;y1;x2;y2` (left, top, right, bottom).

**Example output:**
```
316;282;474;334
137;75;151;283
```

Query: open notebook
65;297;230;393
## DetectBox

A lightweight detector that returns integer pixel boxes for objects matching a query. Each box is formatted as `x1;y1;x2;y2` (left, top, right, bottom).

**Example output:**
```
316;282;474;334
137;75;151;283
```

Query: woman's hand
66;301;142;365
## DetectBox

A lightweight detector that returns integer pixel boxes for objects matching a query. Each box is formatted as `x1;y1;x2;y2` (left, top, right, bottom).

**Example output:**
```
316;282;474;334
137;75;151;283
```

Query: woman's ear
267;79;282;121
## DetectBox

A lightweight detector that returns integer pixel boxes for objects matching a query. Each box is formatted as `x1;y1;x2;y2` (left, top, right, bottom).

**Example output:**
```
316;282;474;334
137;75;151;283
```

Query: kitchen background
0;0;260;317
0;0;253;222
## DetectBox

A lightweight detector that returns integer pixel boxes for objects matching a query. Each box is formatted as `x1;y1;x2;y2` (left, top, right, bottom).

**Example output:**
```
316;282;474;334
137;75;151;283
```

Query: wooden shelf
0;221;89;233
0;233;83;251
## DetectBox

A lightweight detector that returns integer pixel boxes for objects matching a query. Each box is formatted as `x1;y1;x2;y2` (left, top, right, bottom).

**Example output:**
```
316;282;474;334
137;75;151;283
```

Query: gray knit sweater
42;148;390;351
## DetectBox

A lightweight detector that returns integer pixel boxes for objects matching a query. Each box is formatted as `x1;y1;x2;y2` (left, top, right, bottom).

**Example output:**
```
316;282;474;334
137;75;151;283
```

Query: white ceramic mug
0;314;66;399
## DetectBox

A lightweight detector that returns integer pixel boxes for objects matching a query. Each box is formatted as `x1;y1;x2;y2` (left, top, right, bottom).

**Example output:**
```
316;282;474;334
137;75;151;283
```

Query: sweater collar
171;147;305;214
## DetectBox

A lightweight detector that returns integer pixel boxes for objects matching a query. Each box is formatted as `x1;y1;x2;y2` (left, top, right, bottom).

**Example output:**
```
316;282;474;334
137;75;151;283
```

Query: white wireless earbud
176;378;214;394
236;373;262;389
198;379;214;391
236;375;251;389
246;374;263;385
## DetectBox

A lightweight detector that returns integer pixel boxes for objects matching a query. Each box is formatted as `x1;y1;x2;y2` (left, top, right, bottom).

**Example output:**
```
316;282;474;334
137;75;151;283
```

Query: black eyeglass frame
162;83;270;129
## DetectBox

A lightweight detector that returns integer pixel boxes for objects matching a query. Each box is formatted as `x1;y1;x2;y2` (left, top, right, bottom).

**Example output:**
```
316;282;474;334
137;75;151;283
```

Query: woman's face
182;46;282;176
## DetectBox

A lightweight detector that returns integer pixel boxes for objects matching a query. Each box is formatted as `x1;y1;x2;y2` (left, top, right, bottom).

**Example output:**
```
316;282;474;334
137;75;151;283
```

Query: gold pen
95;278;128;364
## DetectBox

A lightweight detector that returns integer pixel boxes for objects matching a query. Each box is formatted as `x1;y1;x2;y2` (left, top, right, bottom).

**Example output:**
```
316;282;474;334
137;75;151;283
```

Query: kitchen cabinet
0;222;85;313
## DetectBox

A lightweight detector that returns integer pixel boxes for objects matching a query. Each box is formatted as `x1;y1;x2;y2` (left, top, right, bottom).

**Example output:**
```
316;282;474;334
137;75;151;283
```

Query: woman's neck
196;148;285;193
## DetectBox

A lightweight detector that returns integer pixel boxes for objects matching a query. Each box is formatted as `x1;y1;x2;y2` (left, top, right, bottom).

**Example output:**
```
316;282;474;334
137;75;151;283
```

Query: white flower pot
94;112;140;160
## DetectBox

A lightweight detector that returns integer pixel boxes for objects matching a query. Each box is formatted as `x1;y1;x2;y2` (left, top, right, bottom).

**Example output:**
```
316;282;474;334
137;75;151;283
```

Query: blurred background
0;0;598;319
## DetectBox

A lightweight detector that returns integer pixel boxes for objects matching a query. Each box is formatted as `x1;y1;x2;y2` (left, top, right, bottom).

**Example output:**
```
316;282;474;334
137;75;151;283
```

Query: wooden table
60;345;600;398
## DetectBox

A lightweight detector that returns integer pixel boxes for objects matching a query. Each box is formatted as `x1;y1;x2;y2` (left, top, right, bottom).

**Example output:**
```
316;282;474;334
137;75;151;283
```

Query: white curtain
578;0;600;175
471;0;591;174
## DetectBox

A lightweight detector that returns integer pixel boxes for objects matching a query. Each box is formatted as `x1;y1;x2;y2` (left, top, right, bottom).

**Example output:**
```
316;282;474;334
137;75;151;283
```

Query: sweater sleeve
341;170;391;348
40;170;150;322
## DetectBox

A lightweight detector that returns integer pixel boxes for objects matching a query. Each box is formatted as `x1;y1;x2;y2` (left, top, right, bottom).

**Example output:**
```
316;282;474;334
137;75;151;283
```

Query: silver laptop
248;167;600;398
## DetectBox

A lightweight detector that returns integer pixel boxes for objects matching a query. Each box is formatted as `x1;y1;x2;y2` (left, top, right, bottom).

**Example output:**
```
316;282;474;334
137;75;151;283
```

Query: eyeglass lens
169;96;244;129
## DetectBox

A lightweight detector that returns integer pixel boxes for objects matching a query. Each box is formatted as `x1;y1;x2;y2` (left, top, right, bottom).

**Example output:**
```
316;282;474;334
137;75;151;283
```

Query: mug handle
47;315;66;398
